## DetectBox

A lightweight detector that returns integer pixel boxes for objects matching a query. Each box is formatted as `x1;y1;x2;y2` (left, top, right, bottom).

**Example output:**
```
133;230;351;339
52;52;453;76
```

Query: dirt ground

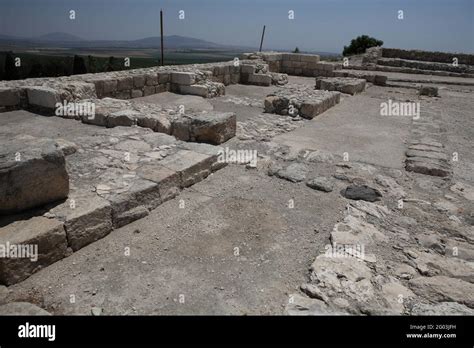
4;75;474;315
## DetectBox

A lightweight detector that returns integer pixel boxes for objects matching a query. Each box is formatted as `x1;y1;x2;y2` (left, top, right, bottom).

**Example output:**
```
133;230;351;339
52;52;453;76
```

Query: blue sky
1;0;473;53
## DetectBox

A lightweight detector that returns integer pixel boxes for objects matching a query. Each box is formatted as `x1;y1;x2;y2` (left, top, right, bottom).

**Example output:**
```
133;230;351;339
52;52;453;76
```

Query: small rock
276;163;308;183
419;85;438;97
306;177;334;192
342;184;382;202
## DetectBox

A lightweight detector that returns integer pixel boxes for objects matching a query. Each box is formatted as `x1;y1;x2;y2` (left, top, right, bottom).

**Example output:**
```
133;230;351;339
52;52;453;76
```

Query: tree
72;55;87;75
105;56;116;72
4;52;20;80
29;62;43;78
87;55;97;73
293;47;300;53
342;35;383;56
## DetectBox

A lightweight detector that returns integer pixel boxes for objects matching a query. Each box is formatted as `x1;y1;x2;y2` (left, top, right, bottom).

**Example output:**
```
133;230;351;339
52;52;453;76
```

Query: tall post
259;25;266;52
160;9;164;66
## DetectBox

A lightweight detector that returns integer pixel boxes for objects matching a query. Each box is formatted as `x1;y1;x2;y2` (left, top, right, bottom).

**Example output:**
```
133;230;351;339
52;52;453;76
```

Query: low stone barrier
0;59;288;112
382;47;474;65
243;51;342;78
316;77;366;95
264;85;340;119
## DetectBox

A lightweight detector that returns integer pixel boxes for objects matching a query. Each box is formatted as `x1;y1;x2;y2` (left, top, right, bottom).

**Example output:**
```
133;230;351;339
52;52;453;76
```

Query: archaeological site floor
1;52;473;316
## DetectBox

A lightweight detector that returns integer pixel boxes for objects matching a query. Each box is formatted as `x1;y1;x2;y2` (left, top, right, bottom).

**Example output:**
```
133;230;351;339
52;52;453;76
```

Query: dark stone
342;184;382;202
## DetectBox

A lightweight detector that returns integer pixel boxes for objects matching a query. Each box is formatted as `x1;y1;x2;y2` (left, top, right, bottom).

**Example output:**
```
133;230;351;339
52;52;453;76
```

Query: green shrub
342;35;383;56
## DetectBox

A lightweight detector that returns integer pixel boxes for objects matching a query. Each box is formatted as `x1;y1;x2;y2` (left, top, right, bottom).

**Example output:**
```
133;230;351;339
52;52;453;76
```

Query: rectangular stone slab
25;86;61;109
159;150;215;188
49;191;113;251
0;216;67;285
0;137;69;215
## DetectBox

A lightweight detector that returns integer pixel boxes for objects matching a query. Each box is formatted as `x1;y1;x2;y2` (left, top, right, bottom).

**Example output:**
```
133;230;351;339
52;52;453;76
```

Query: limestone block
0;216;67;285
179;85;209;98
159;150;214;188
137;164;181;203
189;111;236;144
131;89;143;98
145;73;158;86
133;75;146;88
158;72;170;84
107;109;140;128
26;86;61;109
247;74;272;86
240;65;256;74
143;86;155;96
116;76;133;91
103;79;118;94
0;137;69;214
171;72;196;86
0;87;21;106
49;192;112;251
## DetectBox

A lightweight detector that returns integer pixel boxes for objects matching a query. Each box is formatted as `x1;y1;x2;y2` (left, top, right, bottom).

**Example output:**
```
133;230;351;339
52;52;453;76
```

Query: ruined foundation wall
382;48;474;65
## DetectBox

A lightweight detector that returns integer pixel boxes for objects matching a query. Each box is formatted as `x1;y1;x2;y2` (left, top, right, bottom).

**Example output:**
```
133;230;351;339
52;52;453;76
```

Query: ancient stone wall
382;48;474;65
0;60;287;112
242;52;342;78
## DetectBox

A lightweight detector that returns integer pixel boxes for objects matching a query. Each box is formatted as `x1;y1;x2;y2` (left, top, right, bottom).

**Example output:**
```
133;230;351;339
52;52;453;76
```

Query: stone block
0;87;21;106
133;75;146;88
0;137;69;214
230;73;240;84
49;192;112;251
0;216;67;285
158;72;170;84
107;109;140;128
106;179;160;228
131;89;143;98
26;86;60;109
317;77;366;95
117;76;133;91
159;150;214;188
116;90;131;99
300;54;320;63
374;75;388;86
137;164;181;202
189;111;236;144
155;84;167;93
145;73;158;86
103;79;118;94
171;72;196;86
179;85;209;98
143;85;155;96
419;86;439;97
247;74;272;86
240;64;256;74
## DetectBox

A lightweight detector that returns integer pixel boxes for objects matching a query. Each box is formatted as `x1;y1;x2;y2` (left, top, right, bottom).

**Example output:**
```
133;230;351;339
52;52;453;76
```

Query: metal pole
259;25;266;52
160;9;164;66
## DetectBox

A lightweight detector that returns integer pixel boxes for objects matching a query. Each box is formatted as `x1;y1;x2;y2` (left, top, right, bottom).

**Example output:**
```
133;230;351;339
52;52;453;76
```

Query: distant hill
36;32;84;42
0;32;250;50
